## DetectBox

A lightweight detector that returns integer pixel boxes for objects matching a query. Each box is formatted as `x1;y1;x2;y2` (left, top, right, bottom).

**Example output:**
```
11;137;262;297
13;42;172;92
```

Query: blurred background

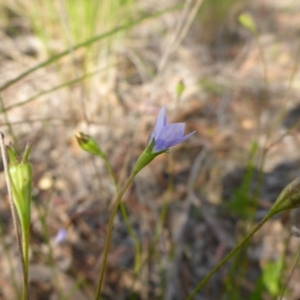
1;0;300;299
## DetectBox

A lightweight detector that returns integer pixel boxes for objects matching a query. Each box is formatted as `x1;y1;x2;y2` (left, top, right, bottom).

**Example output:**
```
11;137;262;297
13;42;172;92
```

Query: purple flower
149;107;195;153
55;228;67;244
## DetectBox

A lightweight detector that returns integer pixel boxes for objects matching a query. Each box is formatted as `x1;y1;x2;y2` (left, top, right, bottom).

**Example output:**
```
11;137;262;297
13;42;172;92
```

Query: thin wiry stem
94;170;137;299
0;66;116;114
0;4;182;93
57;0;90;126
103;158;141;274
186;212;273;300
0;133;28;300
280;237;300;300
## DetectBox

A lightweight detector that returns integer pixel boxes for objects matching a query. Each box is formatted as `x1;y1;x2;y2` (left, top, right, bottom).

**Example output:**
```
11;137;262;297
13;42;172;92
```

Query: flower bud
76;132;106;159
7;144;32;222
270;177;300;216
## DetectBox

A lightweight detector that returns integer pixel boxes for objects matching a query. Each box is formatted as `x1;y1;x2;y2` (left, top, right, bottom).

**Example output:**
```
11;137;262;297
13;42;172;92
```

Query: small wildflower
133;107;195;173
55;228;67;244
76;132;106;159
148;107;195;153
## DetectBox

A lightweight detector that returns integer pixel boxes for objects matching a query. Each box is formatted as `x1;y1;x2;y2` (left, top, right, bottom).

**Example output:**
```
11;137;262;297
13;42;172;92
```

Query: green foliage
176;80;185;98
26;0;135;48
0;3;181;93
249;276;266;300
225;142;259;218
7;0;136;84
238;13;257;35
262;258;284;296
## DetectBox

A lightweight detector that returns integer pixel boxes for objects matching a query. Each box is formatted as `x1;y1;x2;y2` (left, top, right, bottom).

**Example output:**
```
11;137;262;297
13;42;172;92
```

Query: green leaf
262;258;283;296
238;13;257;35
176;80;185;98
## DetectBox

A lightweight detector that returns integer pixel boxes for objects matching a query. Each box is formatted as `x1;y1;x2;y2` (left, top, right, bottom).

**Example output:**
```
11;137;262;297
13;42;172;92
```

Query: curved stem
186;212;273;300
94;170;138;300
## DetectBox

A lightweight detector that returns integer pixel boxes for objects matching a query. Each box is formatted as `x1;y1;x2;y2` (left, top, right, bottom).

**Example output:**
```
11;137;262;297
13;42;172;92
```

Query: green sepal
76;132;106;159
7;145;19;165
132;139;166;174
7;145;32;225
22;143;31;164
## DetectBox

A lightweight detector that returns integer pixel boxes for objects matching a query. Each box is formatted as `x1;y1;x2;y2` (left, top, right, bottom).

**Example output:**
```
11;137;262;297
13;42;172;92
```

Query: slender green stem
0;66;115;114
103;158;141;274
186;212;273;300
20;219;29;300
94;170;138;300
129;156;174;300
